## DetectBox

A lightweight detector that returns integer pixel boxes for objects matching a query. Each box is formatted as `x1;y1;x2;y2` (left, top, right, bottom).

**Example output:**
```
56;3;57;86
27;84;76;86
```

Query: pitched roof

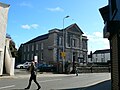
25;34;49;44
65;23;84;34
23;23;84;44
93;49;110;54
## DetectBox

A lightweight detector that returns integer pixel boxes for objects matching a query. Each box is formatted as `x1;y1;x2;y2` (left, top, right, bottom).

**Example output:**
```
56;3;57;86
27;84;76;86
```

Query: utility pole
62;15;69;73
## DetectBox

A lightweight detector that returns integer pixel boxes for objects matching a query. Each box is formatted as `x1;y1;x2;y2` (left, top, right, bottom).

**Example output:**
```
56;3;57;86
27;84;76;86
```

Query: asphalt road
0;72;111;90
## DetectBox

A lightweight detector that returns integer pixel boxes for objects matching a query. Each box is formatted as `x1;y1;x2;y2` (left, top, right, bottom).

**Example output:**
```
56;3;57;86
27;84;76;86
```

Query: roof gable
65;23;84;34
25;34;49;44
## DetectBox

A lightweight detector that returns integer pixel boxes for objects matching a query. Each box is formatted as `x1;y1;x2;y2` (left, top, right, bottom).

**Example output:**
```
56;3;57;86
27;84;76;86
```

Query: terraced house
18;23;88;72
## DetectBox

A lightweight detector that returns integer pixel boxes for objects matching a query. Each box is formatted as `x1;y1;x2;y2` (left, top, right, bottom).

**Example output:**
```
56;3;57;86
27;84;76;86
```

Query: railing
77;66;111;73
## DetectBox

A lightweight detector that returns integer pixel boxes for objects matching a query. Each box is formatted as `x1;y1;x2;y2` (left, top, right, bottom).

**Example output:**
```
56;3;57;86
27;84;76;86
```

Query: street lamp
62;15;70;73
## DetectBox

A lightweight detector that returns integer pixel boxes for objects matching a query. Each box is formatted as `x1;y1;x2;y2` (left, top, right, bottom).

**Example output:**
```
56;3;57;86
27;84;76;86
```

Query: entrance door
72;52;76;73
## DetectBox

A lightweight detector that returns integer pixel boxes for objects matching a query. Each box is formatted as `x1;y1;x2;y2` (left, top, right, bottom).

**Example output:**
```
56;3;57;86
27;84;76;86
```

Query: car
37;64;55;72
16;62;31;69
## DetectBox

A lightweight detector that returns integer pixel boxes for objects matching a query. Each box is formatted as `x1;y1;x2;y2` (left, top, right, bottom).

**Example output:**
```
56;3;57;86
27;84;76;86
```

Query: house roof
23;23;84;44
25;34;49;44
93;49;110;54
65;23;84;34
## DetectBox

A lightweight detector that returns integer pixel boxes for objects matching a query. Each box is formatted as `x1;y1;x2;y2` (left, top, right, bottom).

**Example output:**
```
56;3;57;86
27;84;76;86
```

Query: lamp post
62;15;69;73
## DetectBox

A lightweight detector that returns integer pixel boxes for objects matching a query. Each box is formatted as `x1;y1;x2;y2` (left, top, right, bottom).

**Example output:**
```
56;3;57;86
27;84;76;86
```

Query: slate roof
65;23;84;34
24;23;84;44
25;34;49;44
93;49;110;54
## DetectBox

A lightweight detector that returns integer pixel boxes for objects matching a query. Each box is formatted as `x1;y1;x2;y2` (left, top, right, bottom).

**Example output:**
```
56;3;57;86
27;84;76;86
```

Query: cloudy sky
1;0;109;53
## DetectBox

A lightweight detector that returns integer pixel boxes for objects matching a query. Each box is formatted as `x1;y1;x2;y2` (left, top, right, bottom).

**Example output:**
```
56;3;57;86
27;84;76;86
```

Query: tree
6;33;18;57
9;40;18;57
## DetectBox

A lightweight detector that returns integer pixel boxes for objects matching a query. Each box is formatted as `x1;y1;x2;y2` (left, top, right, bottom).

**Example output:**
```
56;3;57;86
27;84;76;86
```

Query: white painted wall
0;2;10;75
92;53;110;63
5;38;15;75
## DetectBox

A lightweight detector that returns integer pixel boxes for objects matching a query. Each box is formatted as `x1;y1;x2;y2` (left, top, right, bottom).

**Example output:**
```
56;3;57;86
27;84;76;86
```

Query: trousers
26;75;41;89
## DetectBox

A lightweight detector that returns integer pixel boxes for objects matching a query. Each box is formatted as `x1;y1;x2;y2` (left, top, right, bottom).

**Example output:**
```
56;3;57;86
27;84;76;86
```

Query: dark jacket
30;64;37;76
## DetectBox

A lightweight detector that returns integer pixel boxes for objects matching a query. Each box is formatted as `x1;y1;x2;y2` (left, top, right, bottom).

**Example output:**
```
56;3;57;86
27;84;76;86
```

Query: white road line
39;79;62;83
0;85;15;89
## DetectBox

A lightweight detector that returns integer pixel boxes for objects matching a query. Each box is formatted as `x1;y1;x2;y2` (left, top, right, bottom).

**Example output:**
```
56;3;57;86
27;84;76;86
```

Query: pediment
65;23;84;34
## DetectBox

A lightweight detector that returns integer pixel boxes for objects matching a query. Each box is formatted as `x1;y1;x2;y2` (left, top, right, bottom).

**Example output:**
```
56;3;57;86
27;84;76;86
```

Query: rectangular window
24;45;26;52
67;34;71;47
79;36;82;48
24;55;25;60
31;54;33;60
59;36;63;46
27;54;29;60
32;44;34;51
82;41;85;49
41;43;43;50
72;39;76;47
96;58;98;62
36;43;39;50
101;54;105;62
28;45;29;52
101;58;105;62
41;52;43;60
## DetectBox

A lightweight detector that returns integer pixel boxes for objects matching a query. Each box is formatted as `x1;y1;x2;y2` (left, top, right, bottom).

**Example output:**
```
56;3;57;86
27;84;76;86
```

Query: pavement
55;80;111;90
0;69;111;90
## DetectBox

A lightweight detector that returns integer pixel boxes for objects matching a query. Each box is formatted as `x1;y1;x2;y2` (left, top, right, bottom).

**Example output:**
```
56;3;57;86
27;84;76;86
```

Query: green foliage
9;40;18;57
7;34;18;58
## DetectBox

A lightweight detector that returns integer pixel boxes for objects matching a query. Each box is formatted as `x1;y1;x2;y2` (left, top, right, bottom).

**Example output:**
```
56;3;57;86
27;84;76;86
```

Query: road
0;73;111;90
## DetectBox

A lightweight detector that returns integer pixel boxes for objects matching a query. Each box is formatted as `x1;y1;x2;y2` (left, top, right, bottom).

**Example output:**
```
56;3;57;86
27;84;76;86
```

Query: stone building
18;23;88;73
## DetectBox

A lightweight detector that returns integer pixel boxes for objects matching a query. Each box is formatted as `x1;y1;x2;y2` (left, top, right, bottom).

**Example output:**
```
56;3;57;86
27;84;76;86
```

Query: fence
77;66;111;73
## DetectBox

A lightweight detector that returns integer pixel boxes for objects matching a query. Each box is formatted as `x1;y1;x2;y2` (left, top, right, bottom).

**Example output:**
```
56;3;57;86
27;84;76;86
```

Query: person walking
25;60;41;90
75;65;78;76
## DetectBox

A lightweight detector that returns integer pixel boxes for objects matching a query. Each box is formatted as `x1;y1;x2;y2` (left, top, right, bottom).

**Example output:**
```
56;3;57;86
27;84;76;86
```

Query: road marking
0;85;15;89
39;79;62;83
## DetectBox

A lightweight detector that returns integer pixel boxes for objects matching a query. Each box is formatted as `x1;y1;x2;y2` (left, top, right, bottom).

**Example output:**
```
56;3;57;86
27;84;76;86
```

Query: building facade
99;0;120;90
0;2;10;75
88;49;110;64
18;23;88;72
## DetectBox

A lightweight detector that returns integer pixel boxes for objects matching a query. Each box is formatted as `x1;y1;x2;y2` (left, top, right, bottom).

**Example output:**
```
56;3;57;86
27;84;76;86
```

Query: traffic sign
61;52;66;58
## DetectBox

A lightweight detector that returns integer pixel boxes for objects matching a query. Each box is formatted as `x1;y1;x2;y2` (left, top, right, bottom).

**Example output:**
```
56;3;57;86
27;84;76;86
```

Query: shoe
24;87;29;89
37;86;41;90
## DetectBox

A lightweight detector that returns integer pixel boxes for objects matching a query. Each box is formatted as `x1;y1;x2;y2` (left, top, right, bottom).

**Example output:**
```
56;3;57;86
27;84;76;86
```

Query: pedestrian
75;65;78;76
25;60;41;90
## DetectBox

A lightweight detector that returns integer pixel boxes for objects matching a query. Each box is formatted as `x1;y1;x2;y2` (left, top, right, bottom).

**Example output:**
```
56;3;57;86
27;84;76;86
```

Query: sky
1;0;109;54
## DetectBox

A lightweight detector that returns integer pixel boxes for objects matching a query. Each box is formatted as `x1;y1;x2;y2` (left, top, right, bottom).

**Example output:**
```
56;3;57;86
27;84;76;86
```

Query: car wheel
20;66;23;69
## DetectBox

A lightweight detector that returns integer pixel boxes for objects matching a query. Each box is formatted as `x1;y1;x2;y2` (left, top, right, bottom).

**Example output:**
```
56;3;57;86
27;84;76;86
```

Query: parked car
37;64;56;72
16;62;31;69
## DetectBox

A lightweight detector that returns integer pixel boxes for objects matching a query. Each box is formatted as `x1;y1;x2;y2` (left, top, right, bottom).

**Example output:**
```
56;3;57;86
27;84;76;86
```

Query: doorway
72;52;76;73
